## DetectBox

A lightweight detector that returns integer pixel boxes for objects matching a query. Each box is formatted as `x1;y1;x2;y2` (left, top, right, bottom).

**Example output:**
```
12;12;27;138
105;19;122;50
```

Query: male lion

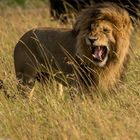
14;3;133;97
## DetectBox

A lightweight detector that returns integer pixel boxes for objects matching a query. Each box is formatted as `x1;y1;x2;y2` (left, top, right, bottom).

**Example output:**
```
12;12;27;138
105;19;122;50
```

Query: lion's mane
73;3;133;91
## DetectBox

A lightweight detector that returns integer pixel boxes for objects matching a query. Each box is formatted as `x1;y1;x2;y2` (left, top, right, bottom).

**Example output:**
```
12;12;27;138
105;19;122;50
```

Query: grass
0;4;140;140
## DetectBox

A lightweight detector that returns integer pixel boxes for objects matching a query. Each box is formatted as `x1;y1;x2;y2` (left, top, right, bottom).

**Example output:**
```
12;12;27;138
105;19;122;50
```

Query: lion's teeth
92;54;96;58
100;58;103;61
92;54;103;61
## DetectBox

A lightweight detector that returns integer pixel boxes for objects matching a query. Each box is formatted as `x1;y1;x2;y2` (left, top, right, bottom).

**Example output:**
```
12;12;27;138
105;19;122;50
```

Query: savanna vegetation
0;1;140;139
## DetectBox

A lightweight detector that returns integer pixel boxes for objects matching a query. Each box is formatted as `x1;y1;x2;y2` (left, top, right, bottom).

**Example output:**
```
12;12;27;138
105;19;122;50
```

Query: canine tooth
100;58;103;61
92;54;96;58
92;53;104;61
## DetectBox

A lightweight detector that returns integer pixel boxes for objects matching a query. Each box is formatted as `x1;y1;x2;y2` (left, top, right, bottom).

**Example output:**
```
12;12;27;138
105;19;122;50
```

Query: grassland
0;3;140;140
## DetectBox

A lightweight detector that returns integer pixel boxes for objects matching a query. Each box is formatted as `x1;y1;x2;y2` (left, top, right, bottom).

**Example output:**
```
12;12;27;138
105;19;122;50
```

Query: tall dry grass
0;4;140;140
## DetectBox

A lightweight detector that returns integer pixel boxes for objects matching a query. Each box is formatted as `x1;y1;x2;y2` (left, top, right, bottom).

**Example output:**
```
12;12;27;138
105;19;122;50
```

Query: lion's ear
123;19;133;33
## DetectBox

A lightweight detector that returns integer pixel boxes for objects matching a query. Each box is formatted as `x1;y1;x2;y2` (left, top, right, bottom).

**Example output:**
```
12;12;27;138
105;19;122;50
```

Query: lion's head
73;3;133;90
85;20;115;67
74;3;133;68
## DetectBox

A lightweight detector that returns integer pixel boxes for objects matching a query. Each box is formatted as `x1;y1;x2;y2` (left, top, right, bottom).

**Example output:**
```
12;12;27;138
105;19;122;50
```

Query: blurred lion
14;3;133;97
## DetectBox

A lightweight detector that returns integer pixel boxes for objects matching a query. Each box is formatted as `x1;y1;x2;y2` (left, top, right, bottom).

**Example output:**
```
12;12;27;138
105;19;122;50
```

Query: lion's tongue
92;47;103;60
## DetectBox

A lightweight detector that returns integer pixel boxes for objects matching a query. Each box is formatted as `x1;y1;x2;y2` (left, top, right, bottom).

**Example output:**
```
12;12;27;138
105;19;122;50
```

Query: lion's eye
103;28;110;33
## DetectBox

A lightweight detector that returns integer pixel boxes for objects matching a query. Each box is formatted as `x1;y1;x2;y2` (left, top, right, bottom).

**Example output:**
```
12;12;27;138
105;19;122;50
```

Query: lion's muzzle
90;45;109;67
91;45;108;61
85;34;110;67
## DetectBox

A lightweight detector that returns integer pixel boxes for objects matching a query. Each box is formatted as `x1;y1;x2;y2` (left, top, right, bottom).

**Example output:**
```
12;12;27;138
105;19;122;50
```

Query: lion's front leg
16;71;36;99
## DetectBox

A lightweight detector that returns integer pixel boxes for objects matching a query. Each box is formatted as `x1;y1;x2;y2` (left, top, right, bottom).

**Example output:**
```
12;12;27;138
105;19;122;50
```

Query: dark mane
73;3;131;34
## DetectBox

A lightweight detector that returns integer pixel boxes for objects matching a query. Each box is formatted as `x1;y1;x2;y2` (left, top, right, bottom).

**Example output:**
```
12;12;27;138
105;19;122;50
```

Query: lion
14;3;133;97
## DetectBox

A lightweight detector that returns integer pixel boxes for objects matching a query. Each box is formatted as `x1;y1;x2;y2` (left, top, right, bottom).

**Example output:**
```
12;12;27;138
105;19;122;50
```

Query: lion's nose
88;36;98;43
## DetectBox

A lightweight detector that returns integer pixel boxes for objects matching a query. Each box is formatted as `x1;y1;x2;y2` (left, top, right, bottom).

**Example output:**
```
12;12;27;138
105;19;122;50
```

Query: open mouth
91;45;108;62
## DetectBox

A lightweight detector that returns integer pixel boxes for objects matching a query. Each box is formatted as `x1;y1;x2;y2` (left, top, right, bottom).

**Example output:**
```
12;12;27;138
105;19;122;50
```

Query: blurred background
0;0;48;6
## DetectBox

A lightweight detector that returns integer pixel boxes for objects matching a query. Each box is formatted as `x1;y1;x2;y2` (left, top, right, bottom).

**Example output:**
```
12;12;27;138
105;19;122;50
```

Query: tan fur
14;28;77;97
